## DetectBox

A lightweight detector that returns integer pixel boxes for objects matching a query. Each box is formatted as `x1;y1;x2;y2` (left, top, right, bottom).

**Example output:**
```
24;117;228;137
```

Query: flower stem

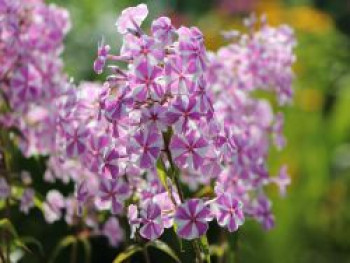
70;239;78;263
162;129;203;262
143;246;151;263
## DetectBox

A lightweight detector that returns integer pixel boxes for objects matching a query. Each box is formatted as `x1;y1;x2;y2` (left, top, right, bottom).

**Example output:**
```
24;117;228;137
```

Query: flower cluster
0;2;296;248
57;4;295;242
0;0;71;225
0;0;119;246
0;0;70;156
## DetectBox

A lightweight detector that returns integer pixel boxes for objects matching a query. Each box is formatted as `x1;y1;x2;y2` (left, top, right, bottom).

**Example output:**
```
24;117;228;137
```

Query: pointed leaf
49;235;77;263
113;245;142;263
199;235;211;263
147;240;180;263
156;157;169;191
78;236;91;263
20;236;45;256
0;218;19;239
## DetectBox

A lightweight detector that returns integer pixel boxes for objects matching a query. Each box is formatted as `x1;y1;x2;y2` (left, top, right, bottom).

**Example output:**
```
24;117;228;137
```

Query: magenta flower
252;196;275;230
84;135;109;173
170;130;208;170
272;165;291;197
272;112;286;150
99;178;130;215
20;188;35;214
102;217;124;247
213;193;244;232
174;199;212;240
115;3;148;34
131;60;163;102
140;105;168;131
64;125;89;157
126;35;164;64
166;97;201;133
153;191;180;228
139;201;164;240
10;64;41;104
164;55;196;95
192;77;213;114
178;27;207;72
100;148;123;179
151;16;175;45
104;86;133;122
131;129;162;169
43;190;65;223
94;39;110;74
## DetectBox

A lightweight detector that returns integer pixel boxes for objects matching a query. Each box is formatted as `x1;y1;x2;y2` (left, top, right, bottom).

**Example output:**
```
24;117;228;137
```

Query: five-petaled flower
139;201;164;240
174;198;213;240
99;178;130;214
130;129;162;169
170;130;208;170
213;193;244;232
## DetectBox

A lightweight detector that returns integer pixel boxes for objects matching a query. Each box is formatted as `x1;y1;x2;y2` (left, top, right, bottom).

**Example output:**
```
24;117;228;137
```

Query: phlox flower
130;129;162;169
139;201;164;240
115;3;148;34
20;188;35;214
102;217;124;247
174;199;212;240
213;193;244;232
99;178;130;215
170;130;208;170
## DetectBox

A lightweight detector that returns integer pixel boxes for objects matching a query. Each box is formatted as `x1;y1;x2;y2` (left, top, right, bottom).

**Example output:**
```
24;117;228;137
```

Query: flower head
174;199;213;240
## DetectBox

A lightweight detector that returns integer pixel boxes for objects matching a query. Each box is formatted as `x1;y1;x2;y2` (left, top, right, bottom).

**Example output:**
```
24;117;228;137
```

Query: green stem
70;240;77;263
143;245;150;263
161;129;203;262
0;246;5;263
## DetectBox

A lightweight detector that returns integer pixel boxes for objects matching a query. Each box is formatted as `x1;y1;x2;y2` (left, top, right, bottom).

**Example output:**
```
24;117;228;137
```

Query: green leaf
172;223;183;252
49;235;77;263
0;218;19;239
147;240;180;263
0;219;33;254
113;245;142;263
209;243;227;258
78;236;91;263
199;235;211;263
20;236;45;256
156;158;169;192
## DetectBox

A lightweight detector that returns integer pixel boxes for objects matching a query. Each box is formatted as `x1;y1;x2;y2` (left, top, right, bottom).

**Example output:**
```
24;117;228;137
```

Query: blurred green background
9;0;350;262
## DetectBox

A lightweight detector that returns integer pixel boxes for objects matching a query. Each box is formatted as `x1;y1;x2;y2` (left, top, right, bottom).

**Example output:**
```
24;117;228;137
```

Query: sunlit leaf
156;157;169;192
147;240;180;263
0;218;19;239
20;236;44;256
113;245;142;263
78;236;91;263
49;235;77;263
199;235;211;263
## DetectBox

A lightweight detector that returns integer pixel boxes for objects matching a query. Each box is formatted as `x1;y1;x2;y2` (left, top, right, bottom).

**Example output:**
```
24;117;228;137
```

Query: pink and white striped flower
130;129;162;169
102;217;124;247
115;3;148;34
139;202;164;240
98;178;130;215
213;193;244;232
100;148;123;179
170;130;208;170
166;97;201;133
174;199;213;240
64;125;89;157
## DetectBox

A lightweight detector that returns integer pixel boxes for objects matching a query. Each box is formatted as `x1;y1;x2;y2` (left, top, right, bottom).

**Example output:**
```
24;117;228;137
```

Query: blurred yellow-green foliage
11;0;350;262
